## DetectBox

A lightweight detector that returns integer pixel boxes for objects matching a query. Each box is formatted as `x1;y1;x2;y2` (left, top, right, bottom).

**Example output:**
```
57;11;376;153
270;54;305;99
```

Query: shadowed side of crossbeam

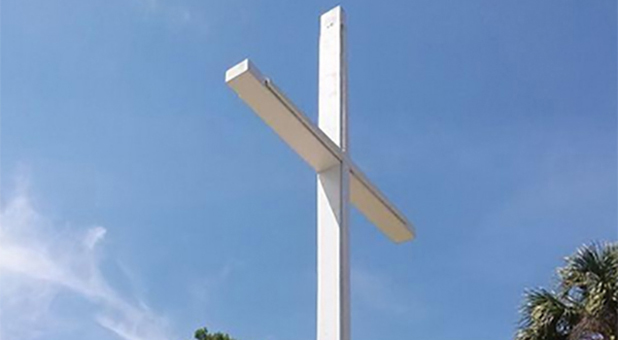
348;162;414;242
225;59;415;243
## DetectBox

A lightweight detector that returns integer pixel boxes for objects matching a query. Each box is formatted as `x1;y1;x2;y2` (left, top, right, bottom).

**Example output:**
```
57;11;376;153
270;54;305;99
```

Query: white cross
225;6;415;340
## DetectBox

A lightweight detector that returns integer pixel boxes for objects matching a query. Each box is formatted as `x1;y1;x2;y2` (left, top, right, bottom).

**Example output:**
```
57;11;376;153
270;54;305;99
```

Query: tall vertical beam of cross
225;6;415;340
317;7;350;340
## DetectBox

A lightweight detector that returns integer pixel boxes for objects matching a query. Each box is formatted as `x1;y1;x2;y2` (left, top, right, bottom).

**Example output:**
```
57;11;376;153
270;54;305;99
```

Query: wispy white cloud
129;0;209;35
84;226;107;250
0;174;175;340
188;260;240;305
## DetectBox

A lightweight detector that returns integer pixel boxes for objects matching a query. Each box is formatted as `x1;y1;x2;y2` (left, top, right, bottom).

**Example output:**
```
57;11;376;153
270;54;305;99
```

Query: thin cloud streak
0;174;174;340
129;0;209;35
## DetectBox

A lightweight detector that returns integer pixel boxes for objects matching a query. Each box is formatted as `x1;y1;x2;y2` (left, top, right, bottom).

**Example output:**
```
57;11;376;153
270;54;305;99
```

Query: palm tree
516;242;618;340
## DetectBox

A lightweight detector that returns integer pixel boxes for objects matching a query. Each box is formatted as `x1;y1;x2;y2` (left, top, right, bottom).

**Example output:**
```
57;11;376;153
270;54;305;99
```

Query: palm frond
517;289;576;340
559;243;618;327
560;243;618;297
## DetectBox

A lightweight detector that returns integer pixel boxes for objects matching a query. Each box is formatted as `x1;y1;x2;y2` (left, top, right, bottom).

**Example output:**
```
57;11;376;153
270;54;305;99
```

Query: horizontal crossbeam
226;59;415;243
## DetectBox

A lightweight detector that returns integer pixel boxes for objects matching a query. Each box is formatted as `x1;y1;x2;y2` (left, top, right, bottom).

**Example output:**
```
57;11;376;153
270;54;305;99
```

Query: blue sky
1;1;616;340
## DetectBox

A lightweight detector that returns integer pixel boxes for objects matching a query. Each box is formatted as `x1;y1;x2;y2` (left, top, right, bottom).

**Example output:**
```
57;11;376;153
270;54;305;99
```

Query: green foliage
192;327;236;340
515;242;618;340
